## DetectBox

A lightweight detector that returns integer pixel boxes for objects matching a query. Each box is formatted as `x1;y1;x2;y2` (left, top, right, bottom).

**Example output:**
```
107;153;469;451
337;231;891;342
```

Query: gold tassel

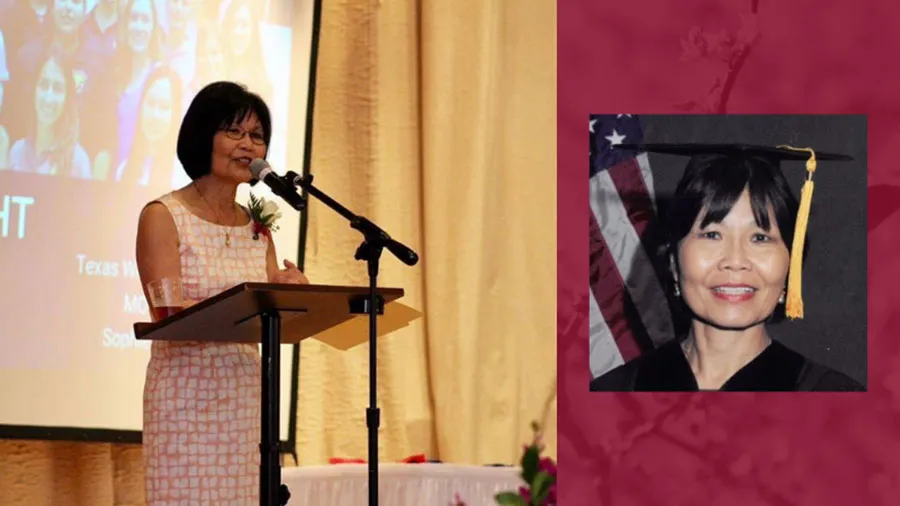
776;145;817;319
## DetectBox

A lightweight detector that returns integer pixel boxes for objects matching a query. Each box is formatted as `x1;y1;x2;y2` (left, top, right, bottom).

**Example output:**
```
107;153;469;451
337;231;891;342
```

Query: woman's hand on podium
272;259;309;285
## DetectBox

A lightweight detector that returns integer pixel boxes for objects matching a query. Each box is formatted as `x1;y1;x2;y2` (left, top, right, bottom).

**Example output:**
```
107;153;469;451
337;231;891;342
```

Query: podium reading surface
134;282;411;348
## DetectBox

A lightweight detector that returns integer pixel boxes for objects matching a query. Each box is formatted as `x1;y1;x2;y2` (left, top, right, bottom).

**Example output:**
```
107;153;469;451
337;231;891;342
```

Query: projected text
122;259;140;278
0;196;34;239
124;293;150;317
73;257;145;278
76;255;120;277
103;328;151;351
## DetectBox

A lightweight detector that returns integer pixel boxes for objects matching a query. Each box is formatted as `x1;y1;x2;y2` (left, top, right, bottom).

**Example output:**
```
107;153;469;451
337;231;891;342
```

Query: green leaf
521;445;540;484
531;471;554;503
494;492;528;506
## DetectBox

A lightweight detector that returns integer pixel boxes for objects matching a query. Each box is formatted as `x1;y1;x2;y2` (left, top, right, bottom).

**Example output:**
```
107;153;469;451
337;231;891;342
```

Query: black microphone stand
285;170;419;506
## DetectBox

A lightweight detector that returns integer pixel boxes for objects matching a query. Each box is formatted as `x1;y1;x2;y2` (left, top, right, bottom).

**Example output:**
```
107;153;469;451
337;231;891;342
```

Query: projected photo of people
73;0;119;163
0;0;293;187
6;0;86;149
8;50;92;177
113;64;181;187
0;1;53;66
218;0;273;102
187;18;225;97
0;0;309;348
106;0;164;176
159;0;197;89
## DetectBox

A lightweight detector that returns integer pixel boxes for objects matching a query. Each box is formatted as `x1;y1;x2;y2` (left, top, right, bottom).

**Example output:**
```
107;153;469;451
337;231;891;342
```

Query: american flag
589;114;676;378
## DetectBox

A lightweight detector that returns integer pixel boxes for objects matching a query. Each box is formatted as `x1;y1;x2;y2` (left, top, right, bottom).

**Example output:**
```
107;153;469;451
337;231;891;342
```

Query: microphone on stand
282;170;419;267
249;158;306;211
250;160;419;506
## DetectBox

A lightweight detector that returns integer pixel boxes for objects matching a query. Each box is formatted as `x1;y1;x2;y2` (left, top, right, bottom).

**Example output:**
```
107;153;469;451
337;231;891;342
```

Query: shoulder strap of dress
143;193;190;237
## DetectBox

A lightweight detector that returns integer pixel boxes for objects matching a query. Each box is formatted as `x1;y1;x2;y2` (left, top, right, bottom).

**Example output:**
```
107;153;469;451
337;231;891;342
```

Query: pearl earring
778;291;785;304
674;280;681;297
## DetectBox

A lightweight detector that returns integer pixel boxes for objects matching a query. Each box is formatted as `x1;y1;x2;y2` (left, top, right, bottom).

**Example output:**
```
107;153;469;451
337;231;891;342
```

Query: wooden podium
134;282;419;506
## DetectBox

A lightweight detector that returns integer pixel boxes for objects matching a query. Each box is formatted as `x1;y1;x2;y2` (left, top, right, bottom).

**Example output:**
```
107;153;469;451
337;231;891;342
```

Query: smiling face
675;188;790;330
140;77;174;144
126;0;154;54
34;57;67;127
53;0;86;34
210;112;267;184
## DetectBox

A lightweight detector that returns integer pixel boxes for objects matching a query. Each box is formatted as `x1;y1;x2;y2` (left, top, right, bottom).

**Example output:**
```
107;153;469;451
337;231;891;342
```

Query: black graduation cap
615;143;854;162
612;142;855;320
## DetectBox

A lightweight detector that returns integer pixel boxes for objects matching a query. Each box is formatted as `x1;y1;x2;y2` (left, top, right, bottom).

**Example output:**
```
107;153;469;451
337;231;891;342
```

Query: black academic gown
589;339;864;392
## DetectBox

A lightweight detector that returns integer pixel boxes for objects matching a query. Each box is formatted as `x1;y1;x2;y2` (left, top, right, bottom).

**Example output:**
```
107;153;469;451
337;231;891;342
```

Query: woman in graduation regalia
590;143;864;392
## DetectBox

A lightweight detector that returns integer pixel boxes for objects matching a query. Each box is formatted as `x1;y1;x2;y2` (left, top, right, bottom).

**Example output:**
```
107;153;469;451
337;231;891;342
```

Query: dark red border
559;2;895;504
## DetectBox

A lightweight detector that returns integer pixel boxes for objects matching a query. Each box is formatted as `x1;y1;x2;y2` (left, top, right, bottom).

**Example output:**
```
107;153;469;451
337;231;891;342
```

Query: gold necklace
194;184;237;247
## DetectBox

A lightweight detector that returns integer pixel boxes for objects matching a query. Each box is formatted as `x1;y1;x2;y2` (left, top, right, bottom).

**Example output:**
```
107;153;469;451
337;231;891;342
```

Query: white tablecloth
282;463;522;506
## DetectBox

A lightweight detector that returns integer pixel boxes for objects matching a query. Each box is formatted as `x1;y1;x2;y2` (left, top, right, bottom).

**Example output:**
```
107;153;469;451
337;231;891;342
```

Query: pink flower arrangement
451;421;557;506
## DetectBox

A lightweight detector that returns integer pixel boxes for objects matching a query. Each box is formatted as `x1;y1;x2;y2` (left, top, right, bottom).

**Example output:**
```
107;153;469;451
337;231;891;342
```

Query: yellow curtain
294;0;557;466
0;0;556;503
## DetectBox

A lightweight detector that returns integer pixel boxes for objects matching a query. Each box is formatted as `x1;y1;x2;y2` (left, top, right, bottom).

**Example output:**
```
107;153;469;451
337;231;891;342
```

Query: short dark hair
665;154;802;323
176;81;272;180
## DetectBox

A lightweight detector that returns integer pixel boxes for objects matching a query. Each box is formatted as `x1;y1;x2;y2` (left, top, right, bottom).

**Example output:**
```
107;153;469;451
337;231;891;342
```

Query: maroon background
559;1;897;505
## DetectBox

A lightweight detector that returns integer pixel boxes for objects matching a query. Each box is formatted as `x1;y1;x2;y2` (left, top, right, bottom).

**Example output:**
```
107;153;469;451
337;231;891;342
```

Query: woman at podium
135;81;308;504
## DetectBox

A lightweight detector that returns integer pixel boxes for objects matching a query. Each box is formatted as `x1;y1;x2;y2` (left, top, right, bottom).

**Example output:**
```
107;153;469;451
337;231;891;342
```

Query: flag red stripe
590;211;642;362
608;156;654;240
608;155;672;317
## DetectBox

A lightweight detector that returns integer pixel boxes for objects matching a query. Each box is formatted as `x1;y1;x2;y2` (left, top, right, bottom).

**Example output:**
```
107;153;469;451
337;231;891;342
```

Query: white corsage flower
248;193;282;240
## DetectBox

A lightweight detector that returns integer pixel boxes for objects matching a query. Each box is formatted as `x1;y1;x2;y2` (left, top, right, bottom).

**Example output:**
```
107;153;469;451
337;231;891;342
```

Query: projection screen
0;0;320;451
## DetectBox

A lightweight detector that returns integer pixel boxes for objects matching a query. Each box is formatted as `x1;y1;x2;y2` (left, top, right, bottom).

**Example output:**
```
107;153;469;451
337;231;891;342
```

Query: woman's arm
136;202;182;321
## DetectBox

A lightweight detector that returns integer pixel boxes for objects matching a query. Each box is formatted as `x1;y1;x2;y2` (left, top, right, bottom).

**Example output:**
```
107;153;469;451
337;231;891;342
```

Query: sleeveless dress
142;193;268;504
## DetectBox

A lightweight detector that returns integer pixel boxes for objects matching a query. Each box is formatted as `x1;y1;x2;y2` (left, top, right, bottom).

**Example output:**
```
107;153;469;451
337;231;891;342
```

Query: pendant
225;232;231;247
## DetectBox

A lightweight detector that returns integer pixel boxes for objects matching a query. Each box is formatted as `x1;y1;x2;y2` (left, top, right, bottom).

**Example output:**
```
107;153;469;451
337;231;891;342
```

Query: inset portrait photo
588;114;867;392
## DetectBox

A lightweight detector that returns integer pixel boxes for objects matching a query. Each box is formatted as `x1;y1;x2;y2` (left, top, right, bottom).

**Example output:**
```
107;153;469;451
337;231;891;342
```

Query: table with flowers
281;462;522;506
281;422;556;506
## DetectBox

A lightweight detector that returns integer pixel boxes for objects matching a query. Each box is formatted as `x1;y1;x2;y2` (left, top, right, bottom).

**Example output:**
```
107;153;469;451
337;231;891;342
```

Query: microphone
249;158;306;211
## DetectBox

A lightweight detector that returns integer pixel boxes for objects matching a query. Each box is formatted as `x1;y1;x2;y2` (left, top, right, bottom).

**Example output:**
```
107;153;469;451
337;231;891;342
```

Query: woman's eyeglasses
223;127;266;145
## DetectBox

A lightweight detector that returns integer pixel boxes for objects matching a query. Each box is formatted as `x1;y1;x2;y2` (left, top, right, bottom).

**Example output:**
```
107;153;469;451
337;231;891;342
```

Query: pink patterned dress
142;193;267;505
